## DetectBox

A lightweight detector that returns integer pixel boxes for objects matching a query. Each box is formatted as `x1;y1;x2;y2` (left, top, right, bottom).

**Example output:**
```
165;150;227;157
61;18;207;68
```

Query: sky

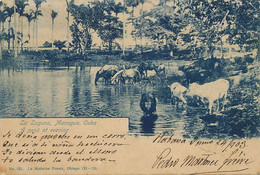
1;0;156;47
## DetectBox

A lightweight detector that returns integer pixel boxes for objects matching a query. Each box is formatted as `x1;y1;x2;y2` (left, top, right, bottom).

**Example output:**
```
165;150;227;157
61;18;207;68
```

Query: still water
0;67;206;136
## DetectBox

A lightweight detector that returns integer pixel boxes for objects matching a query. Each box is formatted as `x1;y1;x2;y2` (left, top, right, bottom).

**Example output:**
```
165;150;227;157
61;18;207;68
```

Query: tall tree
189;0;229;58
65;0;74;51
51;10;58;48
24;10;34;49
137;0;147;52
93;0;124;53
15;0;29;52
32;9;43;50
33;0;46;51
227;0;259;51
5;6;14;51
69;3;95;55
125;0;139;48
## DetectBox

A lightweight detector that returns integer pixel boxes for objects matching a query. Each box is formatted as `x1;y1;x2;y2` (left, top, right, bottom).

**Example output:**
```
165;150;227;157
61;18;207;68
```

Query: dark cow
95;65;119;85
138;61;158;78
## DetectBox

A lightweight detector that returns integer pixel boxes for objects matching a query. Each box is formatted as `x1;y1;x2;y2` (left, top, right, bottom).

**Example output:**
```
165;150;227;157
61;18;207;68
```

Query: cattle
111;68;141;84
95;65;119;85
138;61;158;78
180;57;224;85
186;79;230;114
169;82;187;107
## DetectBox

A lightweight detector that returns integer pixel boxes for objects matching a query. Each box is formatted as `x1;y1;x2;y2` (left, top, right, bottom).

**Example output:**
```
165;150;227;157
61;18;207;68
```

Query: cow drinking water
169;82;187;107
186;79;230;114
95;65;119;85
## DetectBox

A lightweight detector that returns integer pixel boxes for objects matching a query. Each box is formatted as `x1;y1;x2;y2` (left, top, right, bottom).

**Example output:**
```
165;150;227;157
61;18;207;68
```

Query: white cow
187;79;230;114
169;82;187;107
111;68;141;84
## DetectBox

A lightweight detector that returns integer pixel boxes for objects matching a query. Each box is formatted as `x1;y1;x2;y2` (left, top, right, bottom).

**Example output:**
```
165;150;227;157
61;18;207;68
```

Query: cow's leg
201;98;207;109
221;93;227;111
216;100;220;113
180;94;187;104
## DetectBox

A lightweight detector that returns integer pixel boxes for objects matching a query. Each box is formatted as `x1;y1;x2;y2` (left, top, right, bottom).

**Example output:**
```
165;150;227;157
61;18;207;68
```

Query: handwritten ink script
151;133;257;174
0;118;129;174
0;119;259;174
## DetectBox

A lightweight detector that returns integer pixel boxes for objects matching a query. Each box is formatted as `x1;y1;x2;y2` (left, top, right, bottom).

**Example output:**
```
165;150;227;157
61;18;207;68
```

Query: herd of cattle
94;58;256;115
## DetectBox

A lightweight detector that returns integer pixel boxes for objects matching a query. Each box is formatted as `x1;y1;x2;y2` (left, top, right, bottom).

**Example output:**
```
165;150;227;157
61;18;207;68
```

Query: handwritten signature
152;147;254;174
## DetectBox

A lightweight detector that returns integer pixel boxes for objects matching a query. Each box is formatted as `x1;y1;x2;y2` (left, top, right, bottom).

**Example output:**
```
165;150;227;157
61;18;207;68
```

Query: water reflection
0;67;206;136
141;114;158;134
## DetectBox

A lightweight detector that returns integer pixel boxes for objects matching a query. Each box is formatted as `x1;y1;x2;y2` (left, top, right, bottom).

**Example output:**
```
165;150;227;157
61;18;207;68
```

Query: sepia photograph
0;0;259;137
0;0;259;174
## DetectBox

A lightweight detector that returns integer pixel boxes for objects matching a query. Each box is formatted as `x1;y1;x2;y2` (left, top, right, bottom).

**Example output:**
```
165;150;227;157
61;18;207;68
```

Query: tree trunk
17;16;21;53
20;16;24;52
132;6;136;49
14;5;17;58
1;22;4;51
28;22;30;50
0;22;2;60
36;19;38;51
8;19;11;51
67;11;69;51
52;19;54;48
140;3;144;53
33;19;36;50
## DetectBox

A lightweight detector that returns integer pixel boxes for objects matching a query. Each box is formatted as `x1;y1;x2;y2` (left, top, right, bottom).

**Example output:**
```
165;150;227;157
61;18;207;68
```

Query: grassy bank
0;49;186;69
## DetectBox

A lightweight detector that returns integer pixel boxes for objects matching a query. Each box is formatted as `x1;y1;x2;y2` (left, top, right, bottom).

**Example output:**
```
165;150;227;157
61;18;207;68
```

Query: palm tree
51;10;58;48
33;0;46;51
0;3;8;34
4;6;14;51
108;0;126;54
24;10;34;49
15;0;29;51
32;9;42;50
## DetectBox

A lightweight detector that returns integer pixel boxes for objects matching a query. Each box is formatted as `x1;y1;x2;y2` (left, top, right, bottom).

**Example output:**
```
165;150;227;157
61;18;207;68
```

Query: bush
222;70;260;138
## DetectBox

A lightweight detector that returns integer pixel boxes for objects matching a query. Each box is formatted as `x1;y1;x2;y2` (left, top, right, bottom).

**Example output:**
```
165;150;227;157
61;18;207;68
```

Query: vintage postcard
0;0;259;174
